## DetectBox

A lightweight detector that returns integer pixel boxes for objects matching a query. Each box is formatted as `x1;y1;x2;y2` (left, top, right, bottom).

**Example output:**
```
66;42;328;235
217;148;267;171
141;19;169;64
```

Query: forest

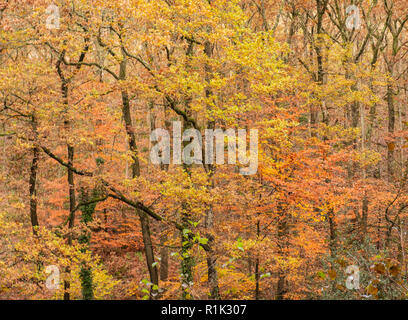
0;0;408;300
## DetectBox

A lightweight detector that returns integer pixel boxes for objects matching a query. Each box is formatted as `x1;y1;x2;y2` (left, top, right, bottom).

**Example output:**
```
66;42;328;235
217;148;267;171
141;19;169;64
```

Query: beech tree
0;0;408;300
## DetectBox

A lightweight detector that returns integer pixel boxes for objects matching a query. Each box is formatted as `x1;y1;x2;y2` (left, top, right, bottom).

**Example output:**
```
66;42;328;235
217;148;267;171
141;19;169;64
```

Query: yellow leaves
352;149;382;168
87;264;121;299
217;267;254;299
152;168;213;216
258;119;296;155
301;38;382;111
0;212;119;299
316;271;326;280
209;74;229;91
317;123;360;142
9;201;25;210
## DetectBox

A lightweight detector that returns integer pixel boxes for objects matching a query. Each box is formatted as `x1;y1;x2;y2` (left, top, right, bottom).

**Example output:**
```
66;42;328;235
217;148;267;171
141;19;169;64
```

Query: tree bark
29;146;39;235
119;53;159;295
203;39;220;300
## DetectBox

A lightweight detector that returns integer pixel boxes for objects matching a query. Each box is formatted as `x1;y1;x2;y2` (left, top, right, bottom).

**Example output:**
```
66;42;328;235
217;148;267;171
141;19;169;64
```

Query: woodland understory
1;0;408;300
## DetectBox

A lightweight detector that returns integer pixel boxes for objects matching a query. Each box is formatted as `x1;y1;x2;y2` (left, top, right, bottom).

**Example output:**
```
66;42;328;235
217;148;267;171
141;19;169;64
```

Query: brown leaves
336;284;347;291
389;264;400;277
372;260;400;277
373;263;385;275
387;142;395;152
328;269;337;280
335;259;347;268
366;283;378;296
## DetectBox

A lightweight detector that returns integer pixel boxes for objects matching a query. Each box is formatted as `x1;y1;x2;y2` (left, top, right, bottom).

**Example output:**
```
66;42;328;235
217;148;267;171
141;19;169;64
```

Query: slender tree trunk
276;202;288;300
67;145;76;246
119;54;159;295
204;206;219;299
54;43;89;300
78;187;99;300
309;0;328;131
387;79;395;181
64;143;76;300
180;205;194;300
203;39;220;300
29;146;39;235
56;68;76;300
255;219;260;300
361;195;369;238
328;208;337;258
160;232;169;281
150;101;170;283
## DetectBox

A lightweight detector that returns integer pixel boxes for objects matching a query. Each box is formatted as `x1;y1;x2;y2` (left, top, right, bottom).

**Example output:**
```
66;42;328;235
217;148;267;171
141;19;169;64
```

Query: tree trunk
29;146;39;235
119;54;159;295
387;80;395;181
276;203;288;300
160;232;169;281
361;195;369;238
64;144;76;300
203;39;220;300
328;208;337;258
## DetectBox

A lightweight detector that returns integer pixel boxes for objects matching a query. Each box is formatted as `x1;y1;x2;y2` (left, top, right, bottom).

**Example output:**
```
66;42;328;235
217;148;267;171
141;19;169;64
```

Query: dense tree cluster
0;0;408;300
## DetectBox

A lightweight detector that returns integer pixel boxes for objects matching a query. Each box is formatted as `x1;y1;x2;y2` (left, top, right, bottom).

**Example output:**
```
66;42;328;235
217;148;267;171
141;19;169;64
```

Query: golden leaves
366;283;378;296
389;264;400;277
372;260;400;277
373;262;385;275
336;284;347;291
387;142;396;152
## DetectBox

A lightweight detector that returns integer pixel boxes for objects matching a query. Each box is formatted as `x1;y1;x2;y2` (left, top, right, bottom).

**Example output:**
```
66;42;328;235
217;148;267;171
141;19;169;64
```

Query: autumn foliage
0;0;408;300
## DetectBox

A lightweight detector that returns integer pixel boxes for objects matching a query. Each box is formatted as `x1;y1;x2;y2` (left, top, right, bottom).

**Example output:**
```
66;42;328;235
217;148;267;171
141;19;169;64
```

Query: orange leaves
366;282;379;296
328;269;337;280
373;262;386;275
387;142;396;152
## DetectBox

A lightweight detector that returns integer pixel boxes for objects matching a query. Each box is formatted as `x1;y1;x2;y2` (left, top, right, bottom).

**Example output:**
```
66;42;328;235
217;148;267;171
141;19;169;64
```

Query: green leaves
236;237;244;252
316;271;326;280
198;237;208;245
